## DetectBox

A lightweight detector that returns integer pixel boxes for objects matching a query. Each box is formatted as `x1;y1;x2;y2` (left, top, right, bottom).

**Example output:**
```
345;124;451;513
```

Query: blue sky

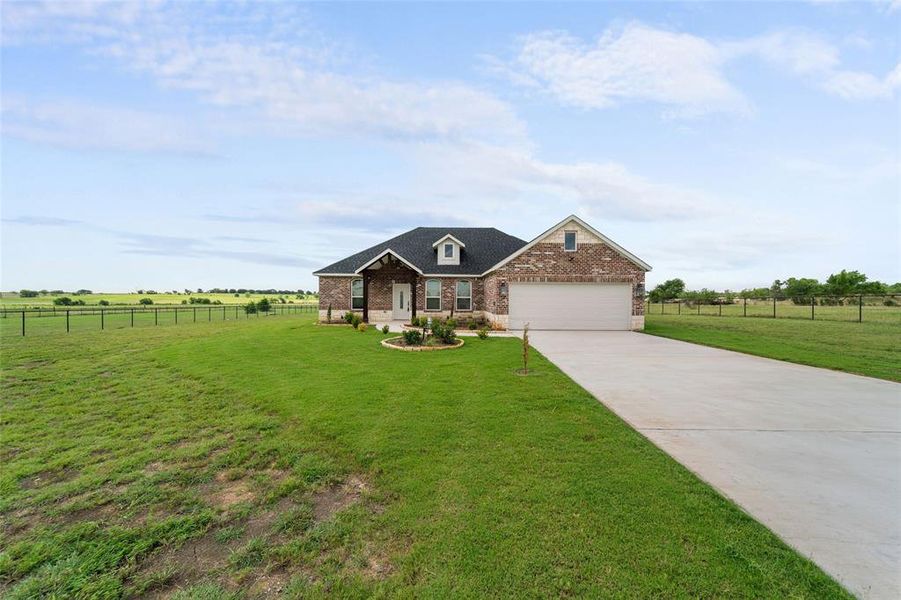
1;1;899;292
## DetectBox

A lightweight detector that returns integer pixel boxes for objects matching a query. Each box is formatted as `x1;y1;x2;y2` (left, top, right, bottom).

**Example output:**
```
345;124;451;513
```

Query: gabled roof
482;215;652;274
431;234;466;249
313;227;528;276
353;248;422;274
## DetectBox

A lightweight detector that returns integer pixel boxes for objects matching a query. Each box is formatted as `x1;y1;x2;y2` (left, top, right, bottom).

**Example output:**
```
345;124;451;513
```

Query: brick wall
414;277;483;314
487;241;646;316
366;261;417;311
318;276;353;312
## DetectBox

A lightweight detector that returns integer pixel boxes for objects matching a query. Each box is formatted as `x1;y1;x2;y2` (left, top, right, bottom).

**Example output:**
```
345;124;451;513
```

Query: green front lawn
0;318;849;598
645;314;901;382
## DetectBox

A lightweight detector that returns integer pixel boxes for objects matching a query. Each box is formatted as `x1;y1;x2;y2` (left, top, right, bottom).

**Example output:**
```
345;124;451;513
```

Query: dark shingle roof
313;227;527;275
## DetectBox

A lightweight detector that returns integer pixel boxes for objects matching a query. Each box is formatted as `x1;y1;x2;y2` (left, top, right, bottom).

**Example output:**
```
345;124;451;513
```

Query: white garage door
508;283;632;330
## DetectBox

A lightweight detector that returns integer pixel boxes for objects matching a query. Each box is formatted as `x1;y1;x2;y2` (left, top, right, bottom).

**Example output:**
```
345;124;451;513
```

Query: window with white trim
444;243;454;258
564;230;577;252
425;279;441;310
351;279;364;310
455;280;472;311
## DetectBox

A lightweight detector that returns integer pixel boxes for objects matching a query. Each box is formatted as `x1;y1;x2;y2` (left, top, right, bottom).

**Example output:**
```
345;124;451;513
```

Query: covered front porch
356;250;420;324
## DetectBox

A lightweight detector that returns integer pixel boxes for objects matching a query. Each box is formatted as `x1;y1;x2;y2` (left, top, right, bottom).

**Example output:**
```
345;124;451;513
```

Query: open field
645;314;901;382
0;304;317;338
646;298;901;323
0;318;849;598
0;292;316;309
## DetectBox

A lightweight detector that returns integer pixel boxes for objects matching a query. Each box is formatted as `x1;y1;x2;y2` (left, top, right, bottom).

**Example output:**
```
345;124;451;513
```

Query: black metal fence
1;303;318;337
645;294;901;323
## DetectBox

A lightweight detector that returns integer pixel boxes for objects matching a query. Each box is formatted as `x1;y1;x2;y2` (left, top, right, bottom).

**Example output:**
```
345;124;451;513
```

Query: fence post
21;311;25;336
678;301;681;315
697;302;700;316
131;309;134;327
155;308;158;326
811;296;815;320
194;307;197;322
859;295;863;323
223;306;226;320
67;310;70;333
101;309;104;330
718;303;722;317
773;296;777;318
208;307;211;321
743;297;747;317
175;308;178;324
661;301;664;315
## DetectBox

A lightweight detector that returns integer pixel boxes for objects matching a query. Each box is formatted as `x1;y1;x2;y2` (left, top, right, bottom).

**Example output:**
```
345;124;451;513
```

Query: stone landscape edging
380;336;465;352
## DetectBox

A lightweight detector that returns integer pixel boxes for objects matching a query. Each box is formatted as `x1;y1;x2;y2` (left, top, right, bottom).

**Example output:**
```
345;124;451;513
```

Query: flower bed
381;336;465;352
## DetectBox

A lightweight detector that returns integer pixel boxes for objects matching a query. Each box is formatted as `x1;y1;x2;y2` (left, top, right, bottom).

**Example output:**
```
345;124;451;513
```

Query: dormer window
433;233;465;266
564;230;577;252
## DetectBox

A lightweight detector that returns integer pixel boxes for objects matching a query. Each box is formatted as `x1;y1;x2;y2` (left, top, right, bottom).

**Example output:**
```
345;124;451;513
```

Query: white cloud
722;30;840;74
409;143;717;222
502;24;749;117
821;63;901;99
2;1;526;146
724;30;901;100
1;96;214;154
497;23;900;115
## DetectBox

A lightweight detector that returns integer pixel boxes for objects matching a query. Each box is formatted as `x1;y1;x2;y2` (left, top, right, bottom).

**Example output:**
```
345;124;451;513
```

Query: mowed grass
646;314;901;382
0;305;309;338
0;318;850;598
647;299;901;323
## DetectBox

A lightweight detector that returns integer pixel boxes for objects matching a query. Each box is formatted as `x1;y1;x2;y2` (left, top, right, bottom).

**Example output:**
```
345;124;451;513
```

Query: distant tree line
17;289;90;297
648;271;901;305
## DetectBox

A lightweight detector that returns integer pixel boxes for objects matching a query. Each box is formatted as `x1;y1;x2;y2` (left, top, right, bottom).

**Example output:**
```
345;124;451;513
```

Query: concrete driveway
528;331;901;599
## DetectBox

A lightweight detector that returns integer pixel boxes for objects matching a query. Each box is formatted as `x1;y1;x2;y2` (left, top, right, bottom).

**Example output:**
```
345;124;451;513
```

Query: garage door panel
508;283;631;330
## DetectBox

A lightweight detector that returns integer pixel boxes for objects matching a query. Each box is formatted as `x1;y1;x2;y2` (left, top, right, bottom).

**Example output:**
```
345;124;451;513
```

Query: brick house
314;215;651;330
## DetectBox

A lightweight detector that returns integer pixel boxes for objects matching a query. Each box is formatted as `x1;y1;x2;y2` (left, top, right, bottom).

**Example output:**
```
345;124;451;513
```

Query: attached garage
508;283;633;331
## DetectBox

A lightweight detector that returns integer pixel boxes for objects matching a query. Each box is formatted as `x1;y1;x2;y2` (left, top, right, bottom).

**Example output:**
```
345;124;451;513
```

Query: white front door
392;283;411;320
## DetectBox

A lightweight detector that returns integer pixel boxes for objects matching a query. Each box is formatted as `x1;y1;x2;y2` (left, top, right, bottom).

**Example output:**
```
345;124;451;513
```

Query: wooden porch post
411;276;417;321
362;271;370;323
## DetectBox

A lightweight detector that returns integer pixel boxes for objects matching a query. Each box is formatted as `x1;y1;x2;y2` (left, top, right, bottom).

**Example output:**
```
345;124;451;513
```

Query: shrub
382;324;390;334
477;327;489;340
344;311;355;324
138;298;154;305
446;318;457;330
410;315;422;327
402;329;422;345
98;299;110;306
244;302;257;314
351;313;363;329
257;298;271;313
72;299;86;306
53;296;73;306
358;322;368;333
468;321;478;330
430;320;457;344
19;289;39;298
884;299;897;307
